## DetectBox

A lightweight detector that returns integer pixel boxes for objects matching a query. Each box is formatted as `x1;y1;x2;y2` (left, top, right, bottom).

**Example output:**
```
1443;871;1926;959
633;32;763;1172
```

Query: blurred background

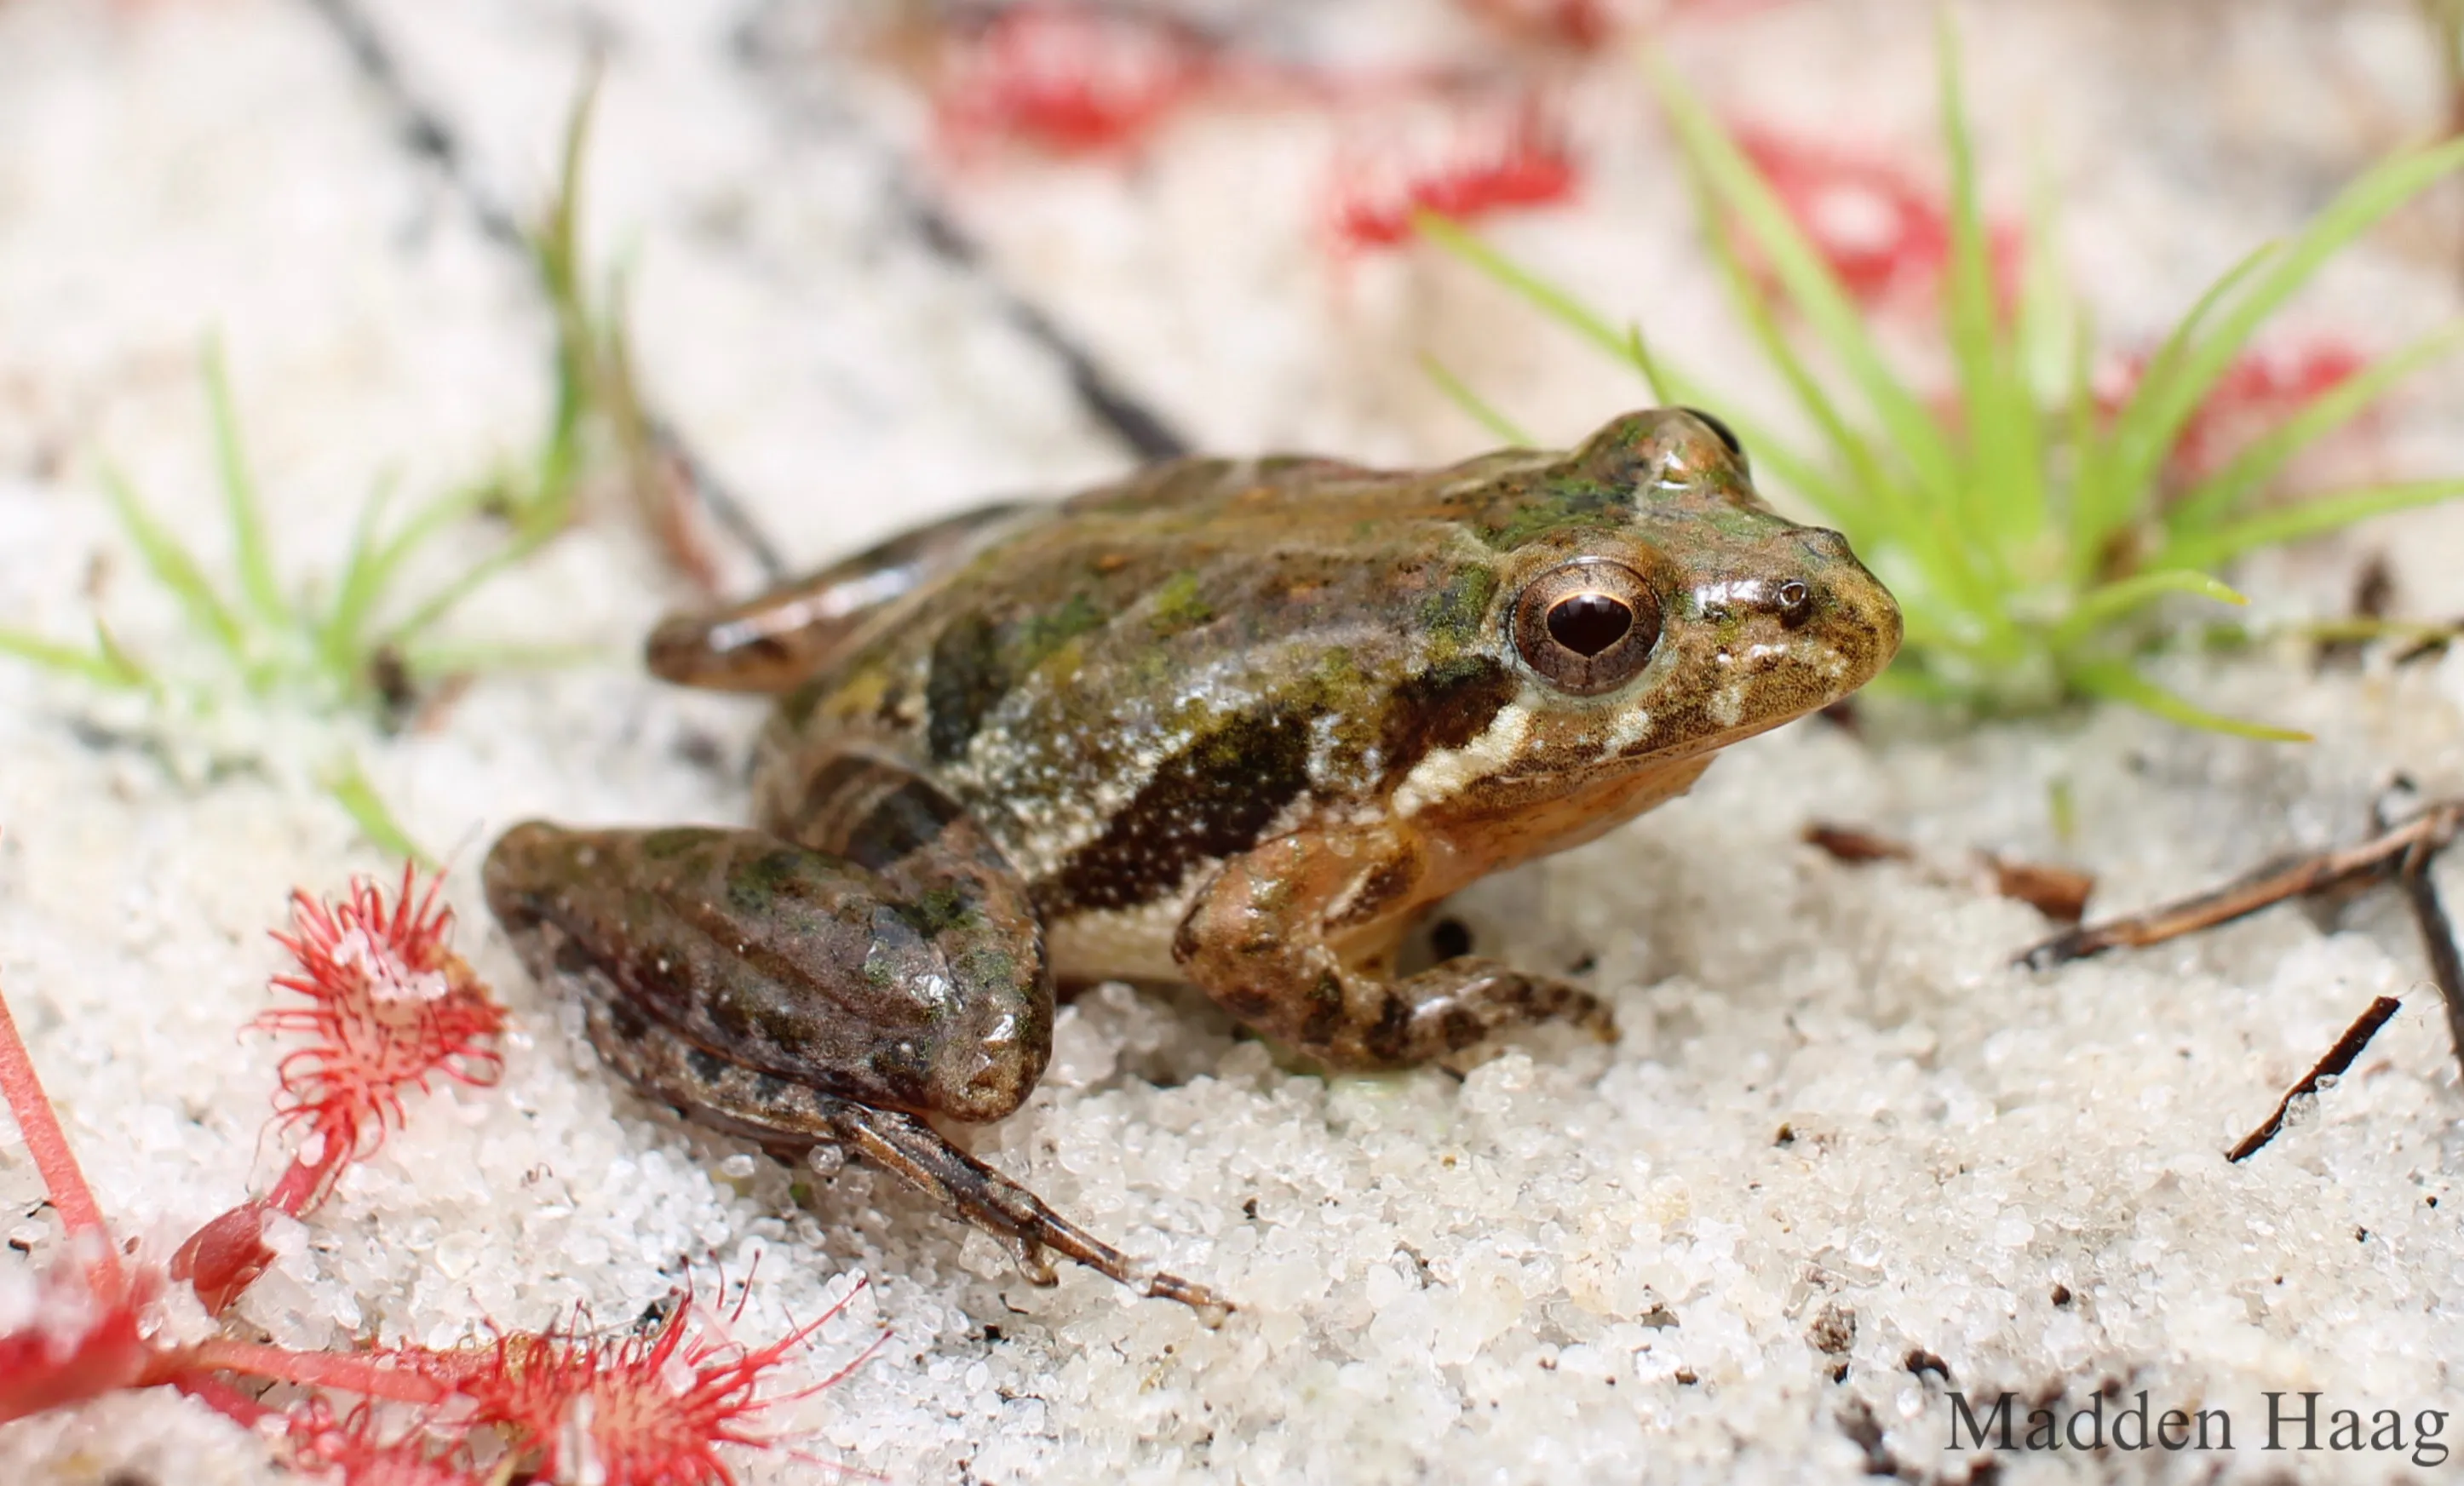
9;0;2464;634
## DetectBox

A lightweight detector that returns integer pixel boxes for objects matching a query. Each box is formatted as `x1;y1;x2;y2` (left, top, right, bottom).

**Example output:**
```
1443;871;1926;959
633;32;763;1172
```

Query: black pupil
1547;593;1634;657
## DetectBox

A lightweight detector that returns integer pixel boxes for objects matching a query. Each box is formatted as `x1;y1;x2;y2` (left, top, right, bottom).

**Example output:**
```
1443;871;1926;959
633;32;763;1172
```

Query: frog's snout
1793;531;1903;693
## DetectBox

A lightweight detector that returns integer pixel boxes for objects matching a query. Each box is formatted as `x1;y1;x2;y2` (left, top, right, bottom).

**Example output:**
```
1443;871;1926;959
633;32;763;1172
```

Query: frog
481;407;1901;1317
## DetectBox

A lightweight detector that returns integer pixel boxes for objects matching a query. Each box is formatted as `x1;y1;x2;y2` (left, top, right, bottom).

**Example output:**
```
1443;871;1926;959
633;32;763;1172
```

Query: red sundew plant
277;1399;488;1486
395;1282;881;1486
259;863;506;1206
931;1;1225;160
2;860;875;1481
1329;97;1582;252
174;864;506;1315
0;968;451;1431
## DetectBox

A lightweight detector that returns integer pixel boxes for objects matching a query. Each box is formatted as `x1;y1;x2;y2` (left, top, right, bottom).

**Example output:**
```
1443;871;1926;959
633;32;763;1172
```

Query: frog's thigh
575;995;1227;1315
1173;824;1613;1070
482;820;1048;1123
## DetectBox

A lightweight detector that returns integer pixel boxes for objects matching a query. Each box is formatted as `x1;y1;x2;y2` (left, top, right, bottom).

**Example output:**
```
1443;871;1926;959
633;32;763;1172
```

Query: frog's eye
1513;559;1664;696
1678;406;1749;473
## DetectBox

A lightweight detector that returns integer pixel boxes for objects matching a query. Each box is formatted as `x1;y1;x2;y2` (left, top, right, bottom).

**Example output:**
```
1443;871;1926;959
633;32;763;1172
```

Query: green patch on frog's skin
1147;569;1215;637
893;884;979;939
727;846;815;915
1473;479;1635;551
1023;592;1106;657
1415;565;1501;651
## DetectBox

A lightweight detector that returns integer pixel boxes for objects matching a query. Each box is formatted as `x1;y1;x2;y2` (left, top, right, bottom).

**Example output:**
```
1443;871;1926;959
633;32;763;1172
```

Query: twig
2226;995;2404;1162
2016;801;2464;969
2398;838;2464;1076
1805;823;2094;922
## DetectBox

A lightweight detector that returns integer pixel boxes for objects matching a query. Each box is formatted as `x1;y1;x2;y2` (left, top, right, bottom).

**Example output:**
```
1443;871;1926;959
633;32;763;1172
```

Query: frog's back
759;449;1548;902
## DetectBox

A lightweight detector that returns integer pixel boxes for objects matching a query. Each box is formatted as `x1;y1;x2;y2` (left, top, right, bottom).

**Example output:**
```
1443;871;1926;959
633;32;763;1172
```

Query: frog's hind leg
485;816;1228;1317
648;500;1033;692
573;995;1231;1321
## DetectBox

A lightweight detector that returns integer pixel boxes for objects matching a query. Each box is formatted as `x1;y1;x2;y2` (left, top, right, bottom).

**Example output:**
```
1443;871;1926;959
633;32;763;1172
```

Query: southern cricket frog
484;408;1902;1313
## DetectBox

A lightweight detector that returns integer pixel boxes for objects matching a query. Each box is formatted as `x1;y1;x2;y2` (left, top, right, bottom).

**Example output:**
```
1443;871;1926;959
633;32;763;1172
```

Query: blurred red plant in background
932;2;1226;159
1329;96;1582;250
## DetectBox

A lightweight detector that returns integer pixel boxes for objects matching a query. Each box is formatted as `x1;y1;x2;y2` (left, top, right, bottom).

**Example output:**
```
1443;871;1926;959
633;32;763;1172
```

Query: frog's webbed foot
571;995;1231;1323
1176;827;1616;1071
818;1100;1232;1322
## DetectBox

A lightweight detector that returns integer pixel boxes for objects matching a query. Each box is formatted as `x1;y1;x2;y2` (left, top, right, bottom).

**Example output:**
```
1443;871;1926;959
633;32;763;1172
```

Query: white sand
3;1;2461;1481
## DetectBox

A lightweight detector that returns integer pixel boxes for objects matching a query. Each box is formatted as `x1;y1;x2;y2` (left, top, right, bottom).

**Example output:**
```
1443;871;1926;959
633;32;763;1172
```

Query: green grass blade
1623;324;1672;402
0;627;147;688
2062;304;2107;555
319;473;399;676
101;463;249;665
1419;212;1856;517
394;640;611;677
321;755;436;869
2072;238;2277;571
2049;569;2243;651
1687;176;1888;530
2168;479;2464;568
2012;151;2078;404
2067;657;2310;742
1640;46;1960;509
382;524;559;645
2167;323;2464;535
91;620;149;688
204;339;289;630
2108;137;2464;521
1416;213;1633;364
1416;353;1534;445
1935;19;2042;568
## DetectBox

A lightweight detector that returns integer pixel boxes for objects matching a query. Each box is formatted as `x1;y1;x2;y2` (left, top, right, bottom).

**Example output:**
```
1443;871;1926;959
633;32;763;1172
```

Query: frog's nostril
1775;578;1814;629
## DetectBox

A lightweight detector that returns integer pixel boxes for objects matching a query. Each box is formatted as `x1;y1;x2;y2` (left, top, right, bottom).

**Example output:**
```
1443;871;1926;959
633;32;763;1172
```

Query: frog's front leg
1174;823;1615;1070
483;779;1225;1314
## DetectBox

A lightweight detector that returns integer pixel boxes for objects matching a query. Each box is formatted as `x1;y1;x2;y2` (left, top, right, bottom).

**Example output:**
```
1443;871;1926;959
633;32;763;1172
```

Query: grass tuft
1430;24;2464;737
0;82;647;855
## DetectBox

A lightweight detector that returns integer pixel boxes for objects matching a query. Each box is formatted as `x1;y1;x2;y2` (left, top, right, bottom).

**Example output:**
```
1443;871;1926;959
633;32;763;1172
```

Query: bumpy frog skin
483;409;1902;1314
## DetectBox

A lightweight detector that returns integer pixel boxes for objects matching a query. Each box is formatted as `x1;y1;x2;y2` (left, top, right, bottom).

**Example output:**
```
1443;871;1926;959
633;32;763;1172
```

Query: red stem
0;977;120;1290
175;1338;450;1405
170;1373;284;1430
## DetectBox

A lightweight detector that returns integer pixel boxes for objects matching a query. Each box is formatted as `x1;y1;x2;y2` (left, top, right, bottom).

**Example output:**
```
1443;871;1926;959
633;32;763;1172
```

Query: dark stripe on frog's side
1376;656;1518;788
924;593;1113;765
1037;705;1318;913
